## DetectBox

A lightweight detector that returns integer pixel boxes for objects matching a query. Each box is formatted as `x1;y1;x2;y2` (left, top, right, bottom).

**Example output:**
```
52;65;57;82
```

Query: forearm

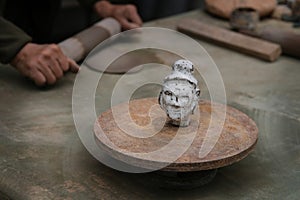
93;1;142;29
77;0;142;30
0;17;32;64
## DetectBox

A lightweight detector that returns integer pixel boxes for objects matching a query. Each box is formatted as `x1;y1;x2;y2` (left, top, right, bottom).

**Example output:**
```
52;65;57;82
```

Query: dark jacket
0;0;97;64
0;17;31;64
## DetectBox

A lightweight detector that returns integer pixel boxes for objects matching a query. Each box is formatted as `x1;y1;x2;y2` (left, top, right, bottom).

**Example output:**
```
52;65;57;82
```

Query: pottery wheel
94;98;258;172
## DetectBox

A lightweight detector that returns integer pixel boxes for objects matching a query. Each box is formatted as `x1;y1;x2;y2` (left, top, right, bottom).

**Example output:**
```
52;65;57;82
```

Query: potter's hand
94;1;142;30
11;43;79;86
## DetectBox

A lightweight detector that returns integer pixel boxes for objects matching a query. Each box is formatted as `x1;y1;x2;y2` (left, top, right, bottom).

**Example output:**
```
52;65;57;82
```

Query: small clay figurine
159;60;200;126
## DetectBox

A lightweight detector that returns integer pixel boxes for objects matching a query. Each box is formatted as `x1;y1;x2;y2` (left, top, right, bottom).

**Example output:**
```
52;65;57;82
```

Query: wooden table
1;10;300;199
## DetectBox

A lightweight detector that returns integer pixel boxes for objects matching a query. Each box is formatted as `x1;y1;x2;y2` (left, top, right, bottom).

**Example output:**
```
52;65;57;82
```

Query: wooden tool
177;18;282;62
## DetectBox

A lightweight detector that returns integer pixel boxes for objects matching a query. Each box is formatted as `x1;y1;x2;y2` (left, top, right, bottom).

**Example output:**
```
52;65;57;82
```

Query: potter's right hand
11;43;79;86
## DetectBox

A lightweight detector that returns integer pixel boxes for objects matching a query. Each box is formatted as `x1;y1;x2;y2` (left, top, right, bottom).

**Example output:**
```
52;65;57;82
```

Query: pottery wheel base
94;98;258;178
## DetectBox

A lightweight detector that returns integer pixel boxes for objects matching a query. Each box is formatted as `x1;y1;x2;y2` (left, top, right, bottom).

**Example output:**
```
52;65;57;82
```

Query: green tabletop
1;10;300;199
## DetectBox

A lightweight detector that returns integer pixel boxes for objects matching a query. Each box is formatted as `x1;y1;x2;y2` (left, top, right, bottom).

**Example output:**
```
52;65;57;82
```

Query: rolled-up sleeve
0;17;31;64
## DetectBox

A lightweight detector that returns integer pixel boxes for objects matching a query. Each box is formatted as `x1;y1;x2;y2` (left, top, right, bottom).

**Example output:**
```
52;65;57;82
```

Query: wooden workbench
1;10;300;199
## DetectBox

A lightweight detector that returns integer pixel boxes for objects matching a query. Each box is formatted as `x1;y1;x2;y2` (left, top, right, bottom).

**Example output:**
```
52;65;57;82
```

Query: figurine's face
161;80;199;121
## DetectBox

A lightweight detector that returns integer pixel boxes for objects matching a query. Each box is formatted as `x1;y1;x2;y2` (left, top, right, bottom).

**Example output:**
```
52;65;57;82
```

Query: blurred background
53;0;205;42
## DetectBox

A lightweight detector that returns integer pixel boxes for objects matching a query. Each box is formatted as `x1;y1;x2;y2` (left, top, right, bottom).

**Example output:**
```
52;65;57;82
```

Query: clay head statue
159;60;200;126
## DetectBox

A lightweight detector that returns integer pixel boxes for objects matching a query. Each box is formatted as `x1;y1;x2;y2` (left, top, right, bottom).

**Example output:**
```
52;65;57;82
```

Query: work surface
1;10;300;199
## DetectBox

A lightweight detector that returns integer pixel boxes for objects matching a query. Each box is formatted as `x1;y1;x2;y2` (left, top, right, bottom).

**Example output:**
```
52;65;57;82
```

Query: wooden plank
177;18;282;62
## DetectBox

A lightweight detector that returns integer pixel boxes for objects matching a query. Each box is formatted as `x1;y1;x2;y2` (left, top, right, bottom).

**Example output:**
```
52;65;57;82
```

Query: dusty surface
0;10;300;200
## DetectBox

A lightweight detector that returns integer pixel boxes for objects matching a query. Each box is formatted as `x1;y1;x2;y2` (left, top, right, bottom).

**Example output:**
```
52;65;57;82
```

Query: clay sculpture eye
164;90;172;96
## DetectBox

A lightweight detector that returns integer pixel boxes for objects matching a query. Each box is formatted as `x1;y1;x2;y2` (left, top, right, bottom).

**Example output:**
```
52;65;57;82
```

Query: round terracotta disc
94;98;258;172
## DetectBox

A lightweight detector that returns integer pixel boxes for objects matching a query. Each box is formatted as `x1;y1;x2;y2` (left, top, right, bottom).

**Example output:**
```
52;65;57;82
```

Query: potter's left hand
94;0;142;30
